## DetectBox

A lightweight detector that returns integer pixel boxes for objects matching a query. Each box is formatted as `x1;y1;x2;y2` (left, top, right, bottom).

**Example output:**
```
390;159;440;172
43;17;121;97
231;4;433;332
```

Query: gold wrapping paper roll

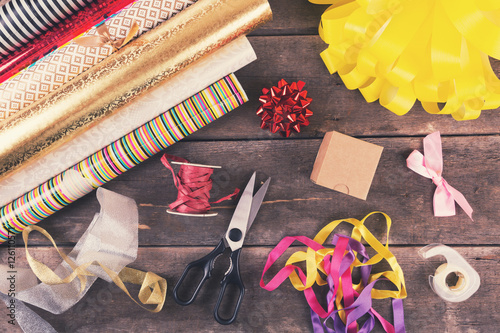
0;0;272;180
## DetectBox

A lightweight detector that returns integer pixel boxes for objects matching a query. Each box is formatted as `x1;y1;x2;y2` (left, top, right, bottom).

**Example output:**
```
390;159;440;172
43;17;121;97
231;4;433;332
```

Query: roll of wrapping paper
0;74;247;241
0;36;256;206
0;0;197;121
0;0;271;181
0;0;137;83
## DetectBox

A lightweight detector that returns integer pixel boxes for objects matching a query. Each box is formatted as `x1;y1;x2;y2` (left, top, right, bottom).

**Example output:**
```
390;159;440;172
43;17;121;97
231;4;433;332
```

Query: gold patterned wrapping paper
0;0;272;181
0;0;197;121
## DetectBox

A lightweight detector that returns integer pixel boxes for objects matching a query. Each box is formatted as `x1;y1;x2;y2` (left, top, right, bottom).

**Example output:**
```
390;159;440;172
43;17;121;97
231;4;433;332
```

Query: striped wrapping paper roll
0;74;247;241
0;0;94;56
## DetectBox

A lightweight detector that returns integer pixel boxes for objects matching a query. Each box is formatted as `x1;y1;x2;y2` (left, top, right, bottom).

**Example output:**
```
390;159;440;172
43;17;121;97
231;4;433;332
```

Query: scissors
173;172;270;325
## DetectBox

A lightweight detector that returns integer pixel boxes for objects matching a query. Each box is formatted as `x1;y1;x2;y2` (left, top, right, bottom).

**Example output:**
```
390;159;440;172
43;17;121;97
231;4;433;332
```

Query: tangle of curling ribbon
161;154;239;216
260;212;407;333
309;0;500;120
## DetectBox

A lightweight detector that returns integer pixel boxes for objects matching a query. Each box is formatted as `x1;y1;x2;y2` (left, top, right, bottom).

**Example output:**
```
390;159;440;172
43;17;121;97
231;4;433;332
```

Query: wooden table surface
2;1;500;332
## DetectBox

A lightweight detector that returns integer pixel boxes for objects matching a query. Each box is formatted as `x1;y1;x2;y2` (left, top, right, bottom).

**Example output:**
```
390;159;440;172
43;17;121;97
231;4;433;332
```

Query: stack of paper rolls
0;0;273;238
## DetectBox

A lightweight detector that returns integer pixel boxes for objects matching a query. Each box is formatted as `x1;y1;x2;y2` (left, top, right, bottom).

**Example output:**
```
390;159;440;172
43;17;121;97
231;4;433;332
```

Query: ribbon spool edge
171;161;222;169
166;209;218;217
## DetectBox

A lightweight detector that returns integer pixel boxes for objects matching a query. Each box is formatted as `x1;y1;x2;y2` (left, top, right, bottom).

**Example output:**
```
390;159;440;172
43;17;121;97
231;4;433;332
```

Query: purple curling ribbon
310;235;406;333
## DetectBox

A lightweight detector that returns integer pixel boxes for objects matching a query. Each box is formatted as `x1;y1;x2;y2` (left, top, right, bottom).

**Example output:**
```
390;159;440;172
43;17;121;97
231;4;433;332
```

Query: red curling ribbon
161;154;239;215
257;79;313;137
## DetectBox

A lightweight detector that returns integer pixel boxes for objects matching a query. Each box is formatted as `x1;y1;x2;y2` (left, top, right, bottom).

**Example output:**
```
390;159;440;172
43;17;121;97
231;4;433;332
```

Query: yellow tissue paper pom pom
310;0;500;120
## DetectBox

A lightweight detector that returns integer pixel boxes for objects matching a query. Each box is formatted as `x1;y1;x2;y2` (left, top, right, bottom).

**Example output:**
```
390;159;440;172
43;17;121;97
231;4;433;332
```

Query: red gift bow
406;131;473;220
256;79;313;137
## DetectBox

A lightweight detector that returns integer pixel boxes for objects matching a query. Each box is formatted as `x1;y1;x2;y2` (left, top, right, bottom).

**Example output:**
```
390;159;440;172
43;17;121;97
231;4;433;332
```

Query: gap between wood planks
139;196;334;209
181;133;500;142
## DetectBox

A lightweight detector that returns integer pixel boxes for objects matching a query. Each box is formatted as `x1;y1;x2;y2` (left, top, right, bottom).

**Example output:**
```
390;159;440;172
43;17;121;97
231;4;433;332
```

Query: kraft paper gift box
310;131;383;200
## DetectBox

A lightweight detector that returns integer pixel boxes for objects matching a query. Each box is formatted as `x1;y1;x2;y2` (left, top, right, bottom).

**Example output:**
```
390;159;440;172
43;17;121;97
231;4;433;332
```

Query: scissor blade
247;177;270;233
225;172;255;251
225;172;256;251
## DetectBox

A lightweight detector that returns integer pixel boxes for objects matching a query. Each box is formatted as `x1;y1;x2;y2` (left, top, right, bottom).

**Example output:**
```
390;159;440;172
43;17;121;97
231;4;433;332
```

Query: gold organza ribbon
0;186;167;317
22;225;166;313
310;0;500;120
75;21;140;51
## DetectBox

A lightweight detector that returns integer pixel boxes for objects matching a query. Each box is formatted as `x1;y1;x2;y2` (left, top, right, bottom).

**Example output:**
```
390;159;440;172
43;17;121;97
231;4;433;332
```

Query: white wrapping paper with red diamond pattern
0;0;196;121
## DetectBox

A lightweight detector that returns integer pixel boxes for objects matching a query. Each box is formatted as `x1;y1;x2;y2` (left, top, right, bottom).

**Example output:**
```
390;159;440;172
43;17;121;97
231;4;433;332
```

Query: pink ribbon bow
406;131;473;220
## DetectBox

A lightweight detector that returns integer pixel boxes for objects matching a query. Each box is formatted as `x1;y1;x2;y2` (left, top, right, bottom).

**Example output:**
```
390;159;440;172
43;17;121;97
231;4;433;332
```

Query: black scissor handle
173;239;226;306
214;248;245;325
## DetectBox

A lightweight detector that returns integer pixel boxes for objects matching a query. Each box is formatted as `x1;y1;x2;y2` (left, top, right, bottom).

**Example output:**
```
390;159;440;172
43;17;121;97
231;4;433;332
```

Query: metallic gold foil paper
0;0;272;181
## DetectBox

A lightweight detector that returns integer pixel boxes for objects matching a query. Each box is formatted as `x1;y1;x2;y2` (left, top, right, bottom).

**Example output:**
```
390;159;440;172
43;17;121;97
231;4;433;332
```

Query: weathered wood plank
18;136;500;246
184;36;500;141
1;246;498;333
248;0;327;36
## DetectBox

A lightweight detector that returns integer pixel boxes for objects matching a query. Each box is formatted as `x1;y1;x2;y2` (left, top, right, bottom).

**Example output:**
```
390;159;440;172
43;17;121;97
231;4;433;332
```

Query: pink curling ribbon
161;154;239;214
406;132;473;220
260;233;406;332
260;212;407;332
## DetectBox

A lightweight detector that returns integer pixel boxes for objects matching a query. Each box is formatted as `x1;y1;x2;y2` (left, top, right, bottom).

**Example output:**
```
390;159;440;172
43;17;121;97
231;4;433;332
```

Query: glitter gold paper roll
0;0;272;181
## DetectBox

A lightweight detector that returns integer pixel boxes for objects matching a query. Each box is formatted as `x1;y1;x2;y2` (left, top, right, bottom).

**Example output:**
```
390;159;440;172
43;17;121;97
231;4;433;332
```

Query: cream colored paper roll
0;0;272;181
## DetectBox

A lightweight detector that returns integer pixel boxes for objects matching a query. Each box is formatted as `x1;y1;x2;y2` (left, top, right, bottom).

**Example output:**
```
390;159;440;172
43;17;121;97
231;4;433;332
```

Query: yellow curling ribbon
23;225;167;313
284;212;406;300
310;0;500;120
